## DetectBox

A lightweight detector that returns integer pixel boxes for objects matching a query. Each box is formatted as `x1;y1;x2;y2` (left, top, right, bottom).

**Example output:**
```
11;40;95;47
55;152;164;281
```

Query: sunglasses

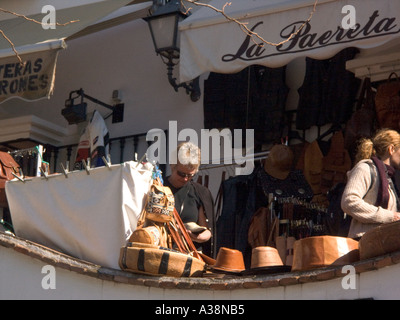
176;170;196;178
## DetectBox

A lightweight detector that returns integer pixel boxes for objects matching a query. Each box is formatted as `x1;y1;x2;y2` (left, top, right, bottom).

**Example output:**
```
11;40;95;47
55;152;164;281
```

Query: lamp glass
149;14;177;50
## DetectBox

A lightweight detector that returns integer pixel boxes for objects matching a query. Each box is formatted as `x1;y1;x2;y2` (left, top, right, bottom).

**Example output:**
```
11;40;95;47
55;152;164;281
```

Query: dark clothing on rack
249;66;289;145
216;173;256;253
296;48;361;130
204;65;289;146
256;168;314;207
216;172;257;267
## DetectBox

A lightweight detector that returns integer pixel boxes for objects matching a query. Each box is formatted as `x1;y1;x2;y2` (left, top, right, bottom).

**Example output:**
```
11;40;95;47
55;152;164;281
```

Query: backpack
325;182;352;237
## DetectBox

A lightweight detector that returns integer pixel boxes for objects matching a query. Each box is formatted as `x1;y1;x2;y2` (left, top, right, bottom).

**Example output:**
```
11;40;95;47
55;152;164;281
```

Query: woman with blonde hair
164;142;216;257
342;129;400;239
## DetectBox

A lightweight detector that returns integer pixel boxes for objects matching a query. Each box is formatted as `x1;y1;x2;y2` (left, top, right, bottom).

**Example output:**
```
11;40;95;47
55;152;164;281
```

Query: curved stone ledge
1;231;399;291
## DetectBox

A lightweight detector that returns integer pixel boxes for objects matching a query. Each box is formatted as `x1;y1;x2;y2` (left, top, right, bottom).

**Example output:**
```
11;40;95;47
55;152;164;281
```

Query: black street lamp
144;0;201;102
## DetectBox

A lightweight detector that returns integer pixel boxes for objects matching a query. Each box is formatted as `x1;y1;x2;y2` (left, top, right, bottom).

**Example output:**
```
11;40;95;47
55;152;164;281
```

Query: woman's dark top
163;178;217;258
164;179;201;224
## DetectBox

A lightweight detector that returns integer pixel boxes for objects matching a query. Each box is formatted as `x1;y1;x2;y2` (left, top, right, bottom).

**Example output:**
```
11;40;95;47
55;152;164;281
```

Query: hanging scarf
371;156;396;209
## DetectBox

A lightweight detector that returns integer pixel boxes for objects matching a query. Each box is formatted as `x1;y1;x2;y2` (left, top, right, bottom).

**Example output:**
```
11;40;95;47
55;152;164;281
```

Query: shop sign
179;1;400;83
0;46;61;104
222;9;400;63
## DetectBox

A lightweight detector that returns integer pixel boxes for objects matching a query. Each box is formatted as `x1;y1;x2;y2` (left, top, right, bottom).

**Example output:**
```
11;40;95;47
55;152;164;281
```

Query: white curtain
6;161;153;269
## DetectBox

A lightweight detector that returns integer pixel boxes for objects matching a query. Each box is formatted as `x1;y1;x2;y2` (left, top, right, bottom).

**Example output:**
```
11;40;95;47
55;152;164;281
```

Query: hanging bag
129;223;169;247
0;152;21;208
144;178;175;223
344;77;376;151
375;72;400;130
132;177;173;248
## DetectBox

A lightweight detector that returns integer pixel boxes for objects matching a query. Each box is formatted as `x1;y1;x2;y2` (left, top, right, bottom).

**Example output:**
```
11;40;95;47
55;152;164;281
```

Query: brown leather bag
320;131;352;194
0;152;21;208
344;77;376;152
375;72;400;130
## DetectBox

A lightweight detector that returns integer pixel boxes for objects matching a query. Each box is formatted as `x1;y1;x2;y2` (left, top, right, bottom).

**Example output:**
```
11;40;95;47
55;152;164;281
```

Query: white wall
2;243;400;300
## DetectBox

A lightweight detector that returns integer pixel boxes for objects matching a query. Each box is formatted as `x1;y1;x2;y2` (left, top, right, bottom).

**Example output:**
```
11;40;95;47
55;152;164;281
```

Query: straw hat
211;247;245;273
264;144;294;180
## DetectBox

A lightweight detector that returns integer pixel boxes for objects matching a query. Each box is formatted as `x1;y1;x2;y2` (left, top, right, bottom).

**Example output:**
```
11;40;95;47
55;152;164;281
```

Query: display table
6;161;153;269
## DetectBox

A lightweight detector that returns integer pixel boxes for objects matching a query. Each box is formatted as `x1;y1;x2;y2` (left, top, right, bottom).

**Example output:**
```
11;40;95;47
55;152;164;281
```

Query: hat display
250;246;283;268
243;246;291;275
292;236;359;271
184;222;207;234
211;247;245;273
264;144;294;180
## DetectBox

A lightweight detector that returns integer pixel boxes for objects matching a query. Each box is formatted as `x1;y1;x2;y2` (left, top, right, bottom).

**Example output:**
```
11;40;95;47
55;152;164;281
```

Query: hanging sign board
0;41;64;104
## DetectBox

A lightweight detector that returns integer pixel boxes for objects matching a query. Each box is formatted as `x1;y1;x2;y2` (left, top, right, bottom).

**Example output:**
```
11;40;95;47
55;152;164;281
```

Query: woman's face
169;165;197;188
389;145;400;170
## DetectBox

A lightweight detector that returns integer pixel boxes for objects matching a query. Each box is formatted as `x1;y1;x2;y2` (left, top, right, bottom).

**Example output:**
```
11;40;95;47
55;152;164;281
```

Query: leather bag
375;72;400;131
320;131;352;194
0;152;21;208
144;178;175;223
344;77;376;152
248;207;272;248
129;223;169;247
119;242;206;277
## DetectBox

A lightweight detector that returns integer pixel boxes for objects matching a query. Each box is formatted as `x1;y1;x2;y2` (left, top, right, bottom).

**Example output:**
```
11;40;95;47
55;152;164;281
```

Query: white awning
0;0;139;102
179;0;400;82
0;0;138;51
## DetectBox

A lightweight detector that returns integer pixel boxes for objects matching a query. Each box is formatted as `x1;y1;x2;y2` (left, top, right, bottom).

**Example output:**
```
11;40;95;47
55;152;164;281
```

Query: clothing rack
198;151;269;171
9;145;46;177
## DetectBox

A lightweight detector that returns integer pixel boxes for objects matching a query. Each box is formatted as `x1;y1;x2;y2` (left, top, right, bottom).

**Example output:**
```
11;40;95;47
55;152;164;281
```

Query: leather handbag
320;131;352;194
344;77;376;152
375;72;400;130
0;151;21;208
